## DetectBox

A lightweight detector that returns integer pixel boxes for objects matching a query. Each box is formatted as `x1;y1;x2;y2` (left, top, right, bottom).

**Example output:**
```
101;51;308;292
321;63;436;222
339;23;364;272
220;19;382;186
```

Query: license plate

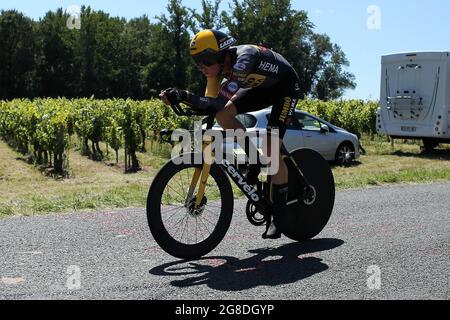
401;126;416;132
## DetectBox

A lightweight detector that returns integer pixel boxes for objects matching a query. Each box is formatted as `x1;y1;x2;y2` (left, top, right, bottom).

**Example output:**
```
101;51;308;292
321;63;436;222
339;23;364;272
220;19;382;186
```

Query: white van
376;51;450;151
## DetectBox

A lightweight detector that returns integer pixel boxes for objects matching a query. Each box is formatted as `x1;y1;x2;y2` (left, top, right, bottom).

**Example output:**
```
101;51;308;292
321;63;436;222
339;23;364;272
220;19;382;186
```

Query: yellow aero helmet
190;29;236;66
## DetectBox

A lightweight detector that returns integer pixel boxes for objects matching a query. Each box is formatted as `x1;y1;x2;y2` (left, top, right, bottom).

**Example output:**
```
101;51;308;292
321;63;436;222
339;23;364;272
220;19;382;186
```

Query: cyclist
160;29;301;239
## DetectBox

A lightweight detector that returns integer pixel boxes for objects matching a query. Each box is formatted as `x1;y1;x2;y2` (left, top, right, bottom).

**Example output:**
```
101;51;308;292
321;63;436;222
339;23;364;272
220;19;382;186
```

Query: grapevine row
0;98;379;174
0;98;186;173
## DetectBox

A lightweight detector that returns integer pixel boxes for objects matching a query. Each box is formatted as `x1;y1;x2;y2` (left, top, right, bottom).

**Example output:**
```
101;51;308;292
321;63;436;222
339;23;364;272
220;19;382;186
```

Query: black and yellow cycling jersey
183;45;301;137
228;45;300;89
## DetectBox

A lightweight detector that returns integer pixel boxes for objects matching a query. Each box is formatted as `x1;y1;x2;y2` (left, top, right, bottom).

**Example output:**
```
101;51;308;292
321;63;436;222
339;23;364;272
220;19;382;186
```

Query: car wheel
335;142;355;166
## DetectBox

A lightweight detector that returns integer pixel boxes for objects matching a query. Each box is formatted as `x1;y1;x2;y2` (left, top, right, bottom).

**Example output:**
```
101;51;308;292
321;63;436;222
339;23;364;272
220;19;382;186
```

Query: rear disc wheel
279;149;335;242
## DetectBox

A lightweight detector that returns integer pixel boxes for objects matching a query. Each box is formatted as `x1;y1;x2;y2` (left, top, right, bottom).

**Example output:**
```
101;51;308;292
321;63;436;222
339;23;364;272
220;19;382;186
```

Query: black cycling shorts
231;75;300;138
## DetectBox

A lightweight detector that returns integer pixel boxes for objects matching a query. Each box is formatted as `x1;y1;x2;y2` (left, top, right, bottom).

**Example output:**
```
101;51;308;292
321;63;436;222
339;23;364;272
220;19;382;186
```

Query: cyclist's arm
181;92;228;113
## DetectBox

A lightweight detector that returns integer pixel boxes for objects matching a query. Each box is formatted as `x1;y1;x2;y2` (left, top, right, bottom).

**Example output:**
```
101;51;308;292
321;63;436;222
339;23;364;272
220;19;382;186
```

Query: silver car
212;107;360;165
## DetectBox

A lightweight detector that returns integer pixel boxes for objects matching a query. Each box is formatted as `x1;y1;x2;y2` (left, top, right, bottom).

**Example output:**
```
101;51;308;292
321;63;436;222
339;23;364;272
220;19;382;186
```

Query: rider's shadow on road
149;238;344;292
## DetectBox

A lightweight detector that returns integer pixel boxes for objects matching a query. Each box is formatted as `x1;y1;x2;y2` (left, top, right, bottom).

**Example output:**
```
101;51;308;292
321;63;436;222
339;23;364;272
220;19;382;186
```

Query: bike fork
188;139;214;208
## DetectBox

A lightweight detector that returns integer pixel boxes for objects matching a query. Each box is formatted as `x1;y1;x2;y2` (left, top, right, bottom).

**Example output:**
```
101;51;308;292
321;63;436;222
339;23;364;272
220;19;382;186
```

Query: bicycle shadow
149;238;344;292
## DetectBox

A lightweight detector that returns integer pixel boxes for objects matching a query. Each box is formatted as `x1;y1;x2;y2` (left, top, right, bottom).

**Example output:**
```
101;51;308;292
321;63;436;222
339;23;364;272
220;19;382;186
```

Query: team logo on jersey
233;63;247;72
243;74;266;88
279;97;296;122
258;61;279;74
227;82;239;93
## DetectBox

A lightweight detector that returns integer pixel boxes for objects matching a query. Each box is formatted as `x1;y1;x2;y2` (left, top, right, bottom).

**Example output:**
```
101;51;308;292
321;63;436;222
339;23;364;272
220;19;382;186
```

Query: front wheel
147;156;234;260
279;149;335;242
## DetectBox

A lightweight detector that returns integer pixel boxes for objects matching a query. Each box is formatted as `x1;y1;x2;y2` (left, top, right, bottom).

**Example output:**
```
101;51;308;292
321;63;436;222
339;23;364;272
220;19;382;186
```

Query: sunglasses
193;51;222;67
195;59;219;68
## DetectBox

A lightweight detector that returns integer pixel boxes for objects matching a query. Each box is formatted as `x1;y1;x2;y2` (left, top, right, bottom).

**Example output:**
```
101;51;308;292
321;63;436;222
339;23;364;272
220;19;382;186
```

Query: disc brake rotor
187;196;207;217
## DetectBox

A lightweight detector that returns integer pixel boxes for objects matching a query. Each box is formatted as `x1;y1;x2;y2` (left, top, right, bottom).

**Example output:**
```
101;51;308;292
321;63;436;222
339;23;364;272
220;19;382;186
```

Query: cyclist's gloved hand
163;88;188;105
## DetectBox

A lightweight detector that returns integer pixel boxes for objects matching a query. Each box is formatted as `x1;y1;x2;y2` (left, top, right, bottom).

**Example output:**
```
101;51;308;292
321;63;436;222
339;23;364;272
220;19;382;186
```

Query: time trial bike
147;103;335;260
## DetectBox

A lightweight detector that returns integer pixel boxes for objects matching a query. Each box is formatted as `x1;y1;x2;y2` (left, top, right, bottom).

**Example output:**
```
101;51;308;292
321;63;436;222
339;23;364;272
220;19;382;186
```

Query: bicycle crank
246;200;268;226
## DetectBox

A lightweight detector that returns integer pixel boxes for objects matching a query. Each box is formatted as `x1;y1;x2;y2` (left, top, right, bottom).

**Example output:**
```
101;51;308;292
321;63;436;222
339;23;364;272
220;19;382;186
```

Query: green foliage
38;9;79;97
190;0;224;32
0;98;379;174
1;2;356;100
0;98;71;172
222;0;356;100
0;10;39;99
0;98;187;173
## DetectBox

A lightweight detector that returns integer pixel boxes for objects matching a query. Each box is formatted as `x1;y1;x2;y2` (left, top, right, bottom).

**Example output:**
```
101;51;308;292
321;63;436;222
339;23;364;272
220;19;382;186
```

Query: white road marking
1;277;25;285
17;251;43;255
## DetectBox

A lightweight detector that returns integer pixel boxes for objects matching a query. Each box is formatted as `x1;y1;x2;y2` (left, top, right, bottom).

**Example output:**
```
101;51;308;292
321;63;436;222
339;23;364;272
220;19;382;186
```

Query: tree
157;0;193;89
78;6;97;97
223;0;311;51
38;9;80;97
0;10;39;99
0;1;356;100
78;6;129;98
141;23;170;96
313;44;356;100
190;0;224;32
121;16;153;99
222;0;356;99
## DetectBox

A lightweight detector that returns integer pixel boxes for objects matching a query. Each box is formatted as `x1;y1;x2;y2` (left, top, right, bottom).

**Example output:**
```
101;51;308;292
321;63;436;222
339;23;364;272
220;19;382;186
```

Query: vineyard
0;98;379;174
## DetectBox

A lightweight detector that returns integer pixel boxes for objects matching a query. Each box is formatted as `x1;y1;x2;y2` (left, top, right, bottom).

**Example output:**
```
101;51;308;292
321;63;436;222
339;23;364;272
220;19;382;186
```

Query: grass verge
1;135;449;217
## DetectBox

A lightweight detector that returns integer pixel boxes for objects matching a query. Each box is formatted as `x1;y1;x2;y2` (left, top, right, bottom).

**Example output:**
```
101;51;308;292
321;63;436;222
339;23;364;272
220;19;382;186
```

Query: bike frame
189;136;272;216
188;115;312;217
167;105;312;217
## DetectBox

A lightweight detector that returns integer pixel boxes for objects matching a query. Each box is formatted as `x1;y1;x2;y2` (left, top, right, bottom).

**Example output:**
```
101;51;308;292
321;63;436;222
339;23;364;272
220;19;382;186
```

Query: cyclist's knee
216;102;238;128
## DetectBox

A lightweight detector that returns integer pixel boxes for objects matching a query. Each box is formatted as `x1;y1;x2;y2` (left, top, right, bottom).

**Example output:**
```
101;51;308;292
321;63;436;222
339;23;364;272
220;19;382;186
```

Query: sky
1;0;449;100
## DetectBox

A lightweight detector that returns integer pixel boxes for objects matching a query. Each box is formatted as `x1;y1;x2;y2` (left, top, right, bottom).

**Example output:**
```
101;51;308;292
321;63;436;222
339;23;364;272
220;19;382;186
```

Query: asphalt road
0;182;449;300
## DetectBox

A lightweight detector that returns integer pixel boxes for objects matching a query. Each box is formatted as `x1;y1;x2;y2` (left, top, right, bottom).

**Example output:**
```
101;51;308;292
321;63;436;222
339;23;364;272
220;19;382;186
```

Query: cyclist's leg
267;97;298;183
267;71;301;183
216;99;261;175
215;101;244;131
229;88;277;183
217;86;273;129
263;81;299;239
